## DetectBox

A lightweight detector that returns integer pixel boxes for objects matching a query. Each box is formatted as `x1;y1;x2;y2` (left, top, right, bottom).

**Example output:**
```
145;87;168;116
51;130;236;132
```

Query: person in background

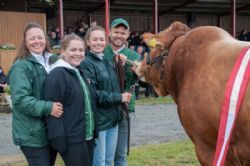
80;26;131;166
237;29;248;41
134;45;144;99
136;45;145;63
129;45;135;51
54;26;61;40
127;32;135;48
66;26;73;34
75;26;87;38
134;45;155;98
48;30;60;48
133;31;141;49
0;66;8;93
44;34;97;166
104;18;140;166
8;22;63;166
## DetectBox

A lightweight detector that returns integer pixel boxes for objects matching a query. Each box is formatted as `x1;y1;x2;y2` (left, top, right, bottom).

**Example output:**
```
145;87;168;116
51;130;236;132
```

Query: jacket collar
86;51;104;61
49;59;77;73
108;44;126;54
26;54;39;63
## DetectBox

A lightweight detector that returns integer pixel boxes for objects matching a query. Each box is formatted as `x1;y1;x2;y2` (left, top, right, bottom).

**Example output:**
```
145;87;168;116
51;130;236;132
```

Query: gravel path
131;104;188;146
0;103;188;164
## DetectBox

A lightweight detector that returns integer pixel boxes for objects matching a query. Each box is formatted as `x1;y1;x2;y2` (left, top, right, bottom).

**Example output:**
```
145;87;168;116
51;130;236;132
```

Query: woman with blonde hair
44;33;98;166
80;26;131;166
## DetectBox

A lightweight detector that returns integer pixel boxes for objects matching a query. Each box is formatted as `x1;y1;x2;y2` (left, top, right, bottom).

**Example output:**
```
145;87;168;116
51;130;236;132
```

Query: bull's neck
164;49;187;103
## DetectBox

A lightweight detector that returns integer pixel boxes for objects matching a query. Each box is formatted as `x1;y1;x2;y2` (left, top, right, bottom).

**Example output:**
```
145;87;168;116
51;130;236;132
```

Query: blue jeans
93;125;118;166
114;113;136;166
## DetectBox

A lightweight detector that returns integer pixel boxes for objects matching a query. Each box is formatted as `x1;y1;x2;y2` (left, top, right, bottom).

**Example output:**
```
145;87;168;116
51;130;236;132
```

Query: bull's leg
196;142;245;165
193;141;215;166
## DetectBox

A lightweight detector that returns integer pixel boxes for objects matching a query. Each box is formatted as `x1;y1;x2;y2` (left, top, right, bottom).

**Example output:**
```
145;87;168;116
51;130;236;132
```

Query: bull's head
135;21;190;96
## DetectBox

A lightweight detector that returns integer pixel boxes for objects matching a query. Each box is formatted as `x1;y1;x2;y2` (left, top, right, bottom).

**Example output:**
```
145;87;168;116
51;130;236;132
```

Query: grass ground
136;96;174;105
128;139;199;166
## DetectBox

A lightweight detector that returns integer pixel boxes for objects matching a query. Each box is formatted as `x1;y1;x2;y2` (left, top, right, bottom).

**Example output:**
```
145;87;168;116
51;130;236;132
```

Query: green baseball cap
111;18;129;29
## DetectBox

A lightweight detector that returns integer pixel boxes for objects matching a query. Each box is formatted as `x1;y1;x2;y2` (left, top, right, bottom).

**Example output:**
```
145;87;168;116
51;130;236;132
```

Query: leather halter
146;47;169;83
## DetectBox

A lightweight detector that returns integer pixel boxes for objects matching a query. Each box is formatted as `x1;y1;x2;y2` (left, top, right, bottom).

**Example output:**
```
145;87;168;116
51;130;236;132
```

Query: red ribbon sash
213;46;250;166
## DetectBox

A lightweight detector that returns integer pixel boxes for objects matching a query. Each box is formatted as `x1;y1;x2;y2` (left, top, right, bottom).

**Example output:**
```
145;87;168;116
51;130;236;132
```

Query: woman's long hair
15;22;51;61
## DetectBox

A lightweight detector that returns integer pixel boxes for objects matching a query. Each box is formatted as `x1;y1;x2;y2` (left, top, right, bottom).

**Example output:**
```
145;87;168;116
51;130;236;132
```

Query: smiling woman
8;22;63;166
80;26;132;166
60;36;85;67
43;33;98;166
25;28;46;55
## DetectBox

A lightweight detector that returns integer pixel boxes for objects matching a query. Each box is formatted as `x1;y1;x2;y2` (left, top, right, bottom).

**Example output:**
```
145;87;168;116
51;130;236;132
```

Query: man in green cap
104;18;139;166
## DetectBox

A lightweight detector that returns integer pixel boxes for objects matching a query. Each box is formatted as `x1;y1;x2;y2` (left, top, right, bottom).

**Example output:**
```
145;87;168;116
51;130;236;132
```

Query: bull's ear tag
148;38;157;48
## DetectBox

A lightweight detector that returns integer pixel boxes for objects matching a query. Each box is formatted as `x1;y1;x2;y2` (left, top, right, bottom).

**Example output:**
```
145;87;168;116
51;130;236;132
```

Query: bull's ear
159;21;190;48
143;33;164;48
143;33;155;45
170;21;190;36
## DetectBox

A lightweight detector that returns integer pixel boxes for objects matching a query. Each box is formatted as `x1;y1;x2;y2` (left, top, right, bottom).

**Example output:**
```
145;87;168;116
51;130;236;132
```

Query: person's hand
115;54;127;66
50;102;63;118
131;61;139;73
122;92;132;103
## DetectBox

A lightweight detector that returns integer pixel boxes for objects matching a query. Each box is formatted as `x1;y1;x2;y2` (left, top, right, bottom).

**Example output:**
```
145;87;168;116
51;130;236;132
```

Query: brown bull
135;21;250;165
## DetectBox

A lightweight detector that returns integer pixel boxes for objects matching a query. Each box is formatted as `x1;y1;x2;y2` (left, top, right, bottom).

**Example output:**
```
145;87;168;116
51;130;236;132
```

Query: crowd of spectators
37;24;250;53
127;31;151;53
47;20;99;49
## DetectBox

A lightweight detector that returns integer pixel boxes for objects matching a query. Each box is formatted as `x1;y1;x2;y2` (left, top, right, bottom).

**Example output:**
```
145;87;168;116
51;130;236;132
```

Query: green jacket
104;45;140;112
80;51;123;131
9;55;53;147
